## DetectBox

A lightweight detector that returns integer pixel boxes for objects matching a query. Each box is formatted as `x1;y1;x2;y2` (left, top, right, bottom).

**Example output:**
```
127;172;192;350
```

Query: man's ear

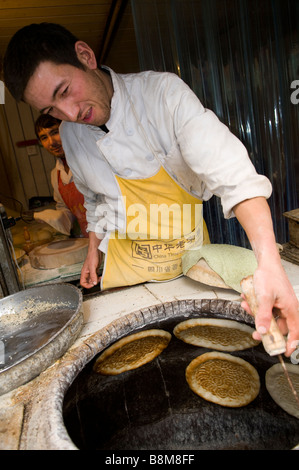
75;41;97;70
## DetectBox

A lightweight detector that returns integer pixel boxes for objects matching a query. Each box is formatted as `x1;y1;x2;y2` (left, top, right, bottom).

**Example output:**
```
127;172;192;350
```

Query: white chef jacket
60;67;272;253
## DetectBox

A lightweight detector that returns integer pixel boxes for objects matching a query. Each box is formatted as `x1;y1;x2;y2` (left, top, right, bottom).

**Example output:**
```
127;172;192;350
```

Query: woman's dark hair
3;22;85;102
34;114;62;139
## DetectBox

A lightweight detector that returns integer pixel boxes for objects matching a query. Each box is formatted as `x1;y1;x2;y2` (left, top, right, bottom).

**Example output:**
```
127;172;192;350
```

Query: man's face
38;124;65;159
23;44;113;127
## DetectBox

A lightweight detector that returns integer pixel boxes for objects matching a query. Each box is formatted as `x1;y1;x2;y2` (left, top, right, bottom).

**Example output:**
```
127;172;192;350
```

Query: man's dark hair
35;114;62;139
3;23;85;102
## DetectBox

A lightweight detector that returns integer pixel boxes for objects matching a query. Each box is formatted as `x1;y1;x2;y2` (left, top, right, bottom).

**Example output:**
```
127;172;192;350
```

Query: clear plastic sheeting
131;0;299;246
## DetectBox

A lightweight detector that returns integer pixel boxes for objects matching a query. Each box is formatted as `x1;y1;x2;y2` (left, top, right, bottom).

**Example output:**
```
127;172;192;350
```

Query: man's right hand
80;232;102;288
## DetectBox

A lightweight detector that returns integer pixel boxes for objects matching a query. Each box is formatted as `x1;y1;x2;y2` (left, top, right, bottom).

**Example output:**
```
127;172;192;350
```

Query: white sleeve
65;170;99;234
59;122;108;235
166;75;272;218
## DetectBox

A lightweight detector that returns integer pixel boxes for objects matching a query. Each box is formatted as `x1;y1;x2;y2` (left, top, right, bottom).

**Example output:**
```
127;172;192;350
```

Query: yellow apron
101;166;210;290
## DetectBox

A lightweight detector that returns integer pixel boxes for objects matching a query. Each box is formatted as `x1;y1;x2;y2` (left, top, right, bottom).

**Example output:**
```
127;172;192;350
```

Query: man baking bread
34;114;88;238
3;23;299;357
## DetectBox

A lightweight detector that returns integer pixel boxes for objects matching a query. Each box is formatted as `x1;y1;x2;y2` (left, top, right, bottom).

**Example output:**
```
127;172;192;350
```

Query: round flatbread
93;329;171;375
173;318;259;351
186;351;260;407
266;363;299;419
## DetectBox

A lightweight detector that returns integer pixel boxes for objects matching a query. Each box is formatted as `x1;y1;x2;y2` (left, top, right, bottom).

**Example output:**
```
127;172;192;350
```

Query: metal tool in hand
241;275;299;408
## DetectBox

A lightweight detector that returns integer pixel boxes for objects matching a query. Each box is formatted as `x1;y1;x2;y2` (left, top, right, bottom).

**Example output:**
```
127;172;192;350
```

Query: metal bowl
0;283;83;395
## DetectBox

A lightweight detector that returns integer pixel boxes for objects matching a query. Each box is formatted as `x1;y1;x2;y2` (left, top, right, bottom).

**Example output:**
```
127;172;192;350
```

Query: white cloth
60;68;272;252
34;159;75;235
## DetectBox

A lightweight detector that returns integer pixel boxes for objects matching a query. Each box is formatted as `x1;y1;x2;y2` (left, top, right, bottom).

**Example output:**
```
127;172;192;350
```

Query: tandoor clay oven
21;299;299;450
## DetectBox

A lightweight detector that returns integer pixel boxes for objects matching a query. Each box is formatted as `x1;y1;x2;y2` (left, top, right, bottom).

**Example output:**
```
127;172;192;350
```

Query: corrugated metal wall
132;0;299;246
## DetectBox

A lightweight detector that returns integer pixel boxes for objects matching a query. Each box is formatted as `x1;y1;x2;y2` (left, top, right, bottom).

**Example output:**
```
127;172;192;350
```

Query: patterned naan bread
266;363;299;419
186;351;260;407
174;318;259;351
93;329;171;375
